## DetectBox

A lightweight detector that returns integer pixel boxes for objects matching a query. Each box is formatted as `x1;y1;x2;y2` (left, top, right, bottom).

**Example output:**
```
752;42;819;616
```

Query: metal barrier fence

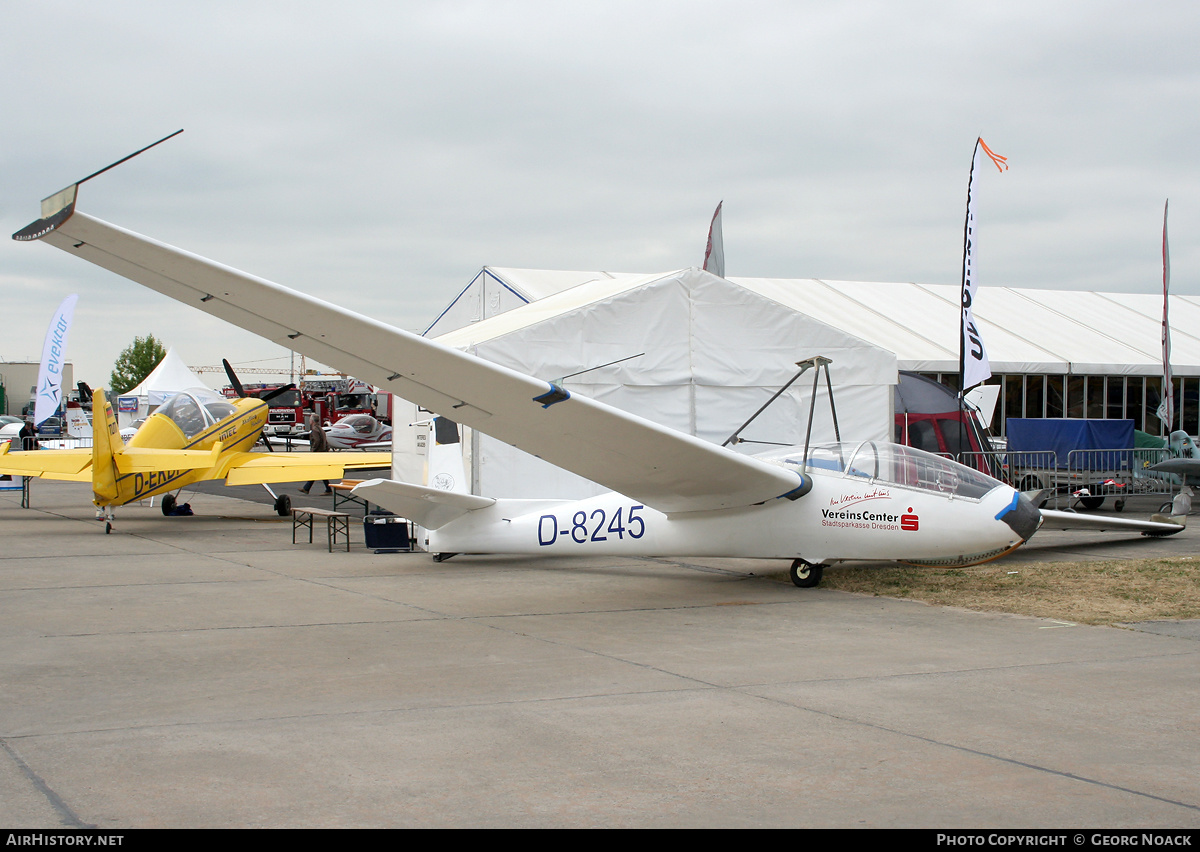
956;448;1179;510
39;437;94;449
3;436;93;451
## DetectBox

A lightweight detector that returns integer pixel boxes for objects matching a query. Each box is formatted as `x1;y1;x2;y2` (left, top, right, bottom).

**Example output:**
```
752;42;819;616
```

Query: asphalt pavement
0;479;1197;828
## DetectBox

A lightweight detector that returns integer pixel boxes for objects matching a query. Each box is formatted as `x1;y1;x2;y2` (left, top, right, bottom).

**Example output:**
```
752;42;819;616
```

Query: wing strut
721;356;842;467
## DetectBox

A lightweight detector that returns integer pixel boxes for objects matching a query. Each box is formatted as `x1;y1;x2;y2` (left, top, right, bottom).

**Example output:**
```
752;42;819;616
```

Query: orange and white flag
960;138;1007;392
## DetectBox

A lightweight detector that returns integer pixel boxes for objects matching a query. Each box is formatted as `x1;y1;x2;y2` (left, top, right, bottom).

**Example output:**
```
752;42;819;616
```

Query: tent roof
436;268;1200;376
487;267;647;300
729;279;1200;376
126;348;207;399
433;270;680;349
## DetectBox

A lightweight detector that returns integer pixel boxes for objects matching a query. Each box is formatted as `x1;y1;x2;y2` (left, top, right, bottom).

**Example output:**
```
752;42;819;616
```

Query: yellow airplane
0;387;391;532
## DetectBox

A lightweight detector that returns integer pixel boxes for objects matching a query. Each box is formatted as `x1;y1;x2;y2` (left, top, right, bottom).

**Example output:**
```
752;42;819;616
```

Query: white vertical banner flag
959;138;1007;392
34;294;79;426
703;200;725;278
1156;199;1174;432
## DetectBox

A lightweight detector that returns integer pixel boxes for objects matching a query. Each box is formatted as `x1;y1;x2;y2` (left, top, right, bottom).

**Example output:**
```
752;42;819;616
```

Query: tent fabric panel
690;275;897;387
731;278;955;364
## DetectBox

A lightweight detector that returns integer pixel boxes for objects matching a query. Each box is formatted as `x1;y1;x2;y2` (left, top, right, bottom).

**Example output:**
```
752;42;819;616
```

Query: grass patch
819;557;1200;625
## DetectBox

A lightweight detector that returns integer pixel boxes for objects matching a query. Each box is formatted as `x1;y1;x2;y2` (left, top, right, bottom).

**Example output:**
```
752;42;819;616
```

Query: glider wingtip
1147;513;1187;534
13;184;79;242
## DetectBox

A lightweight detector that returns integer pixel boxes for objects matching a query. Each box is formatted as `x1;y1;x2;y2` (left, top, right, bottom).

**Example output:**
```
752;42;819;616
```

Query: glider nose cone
999;491;1041;542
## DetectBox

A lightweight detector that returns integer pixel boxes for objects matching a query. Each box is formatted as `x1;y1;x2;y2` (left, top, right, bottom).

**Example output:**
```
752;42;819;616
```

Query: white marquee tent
411;267;898;500
120;348;208;426
454;269;1200;377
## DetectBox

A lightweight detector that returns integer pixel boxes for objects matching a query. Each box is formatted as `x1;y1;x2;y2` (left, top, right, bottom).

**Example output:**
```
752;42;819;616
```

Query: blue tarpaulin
1007;419;1135;469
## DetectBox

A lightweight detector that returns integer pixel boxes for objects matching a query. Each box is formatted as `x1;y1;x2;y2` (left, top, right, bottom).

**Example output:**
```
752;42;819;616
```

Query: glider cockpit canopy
766;441;1005;501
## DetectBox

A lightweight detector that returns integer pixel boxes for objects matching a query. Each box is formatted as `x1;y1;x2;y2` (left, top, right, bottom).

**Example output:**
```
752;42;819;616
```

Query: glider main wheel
789;559;824;588
432;552;458;563
1078;495;1104;511
274;494;292;516
1114;498;1126;512
161;494;177;516
105;522;112;535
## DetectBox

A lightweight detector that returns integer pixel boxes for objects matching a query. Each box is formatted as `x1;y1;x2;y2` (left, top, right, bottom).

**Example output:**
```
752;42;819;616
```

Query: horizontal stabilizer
352;479;495;530
116;444;224;473
0;444;92;479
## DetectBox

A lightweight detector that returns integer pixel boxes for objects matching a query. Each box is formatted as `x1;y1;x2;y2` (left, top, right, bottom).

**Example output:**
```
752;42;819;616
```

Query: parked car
36;417;64;437
0;417;25;447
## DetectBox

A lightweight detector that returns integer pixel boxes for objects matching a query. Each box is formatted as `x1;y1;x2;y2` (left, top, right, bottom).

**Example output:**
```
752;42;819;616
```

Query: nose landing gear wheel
790;559;824;588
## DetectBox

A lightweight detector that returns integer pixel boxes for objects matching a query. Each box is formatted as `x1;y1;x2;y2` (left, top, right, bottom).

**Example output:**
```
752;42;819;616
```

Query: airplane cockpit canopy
155;388;235;438
335;414;379;434
204;400;237;422
771;441;1005;501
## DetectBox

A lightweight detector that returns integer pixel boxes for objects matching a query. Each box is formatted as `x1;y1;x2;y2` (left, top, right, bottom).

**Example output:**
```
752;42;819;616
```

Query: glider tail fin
90;389;124;503
64;402;89;438
428;417;468;495
351;419;484;531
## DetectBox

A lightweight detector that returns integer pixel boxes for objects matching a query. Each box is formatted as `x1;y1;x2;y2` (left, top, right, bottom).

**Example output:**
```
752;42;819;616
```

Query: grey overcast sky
3;1;1198;387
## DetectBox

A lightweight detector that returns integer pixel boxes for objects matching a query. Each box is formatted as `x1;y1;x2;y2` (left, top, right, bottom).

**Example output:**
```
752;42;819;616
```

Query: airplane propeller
222;359;246;399
222;359;296;452
222;359;296;402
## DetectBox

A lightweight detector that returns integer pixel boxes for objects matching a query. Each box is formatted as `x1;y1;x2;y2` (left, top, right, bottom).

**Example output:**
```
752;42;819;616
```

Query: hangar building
0;361;75;418
431;268;1200;440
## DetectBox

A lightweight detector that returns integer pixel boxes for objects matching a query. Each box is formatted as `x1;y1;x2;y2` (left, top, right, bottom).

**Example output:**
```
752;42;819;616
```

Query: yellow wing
218;452;392;486
0;444;92;482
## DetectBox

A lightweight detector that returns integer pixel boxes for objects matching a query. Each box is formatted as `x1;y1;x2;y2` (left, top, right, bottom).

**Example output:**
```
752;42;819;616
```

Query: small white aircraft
13;161;1188;585
34;402;91;449
264;413;392;451
326;414;393;450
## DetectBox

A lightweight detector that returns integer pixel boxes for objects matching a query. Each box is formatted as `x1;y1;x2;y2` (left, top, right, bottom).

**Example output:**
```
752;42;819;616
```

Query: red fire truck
300;376;392;428
221;383;305;435
224;376;392;435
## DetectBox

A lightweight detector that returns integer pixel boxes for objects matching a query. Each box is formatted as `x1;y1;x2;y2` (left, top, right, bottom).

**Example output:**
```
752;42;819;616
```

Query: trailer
1005;418;1169;510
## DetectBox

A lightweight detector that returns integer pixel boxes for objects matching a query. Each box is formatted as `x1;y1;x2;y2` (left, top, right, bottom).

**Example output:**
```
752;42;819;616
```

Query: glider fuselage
427;443;1036;567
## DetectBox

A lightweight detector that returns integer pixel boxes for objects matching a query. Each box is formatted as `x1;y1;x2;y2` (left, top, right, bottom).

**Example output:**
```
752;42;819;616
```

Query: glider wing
27;209;803;513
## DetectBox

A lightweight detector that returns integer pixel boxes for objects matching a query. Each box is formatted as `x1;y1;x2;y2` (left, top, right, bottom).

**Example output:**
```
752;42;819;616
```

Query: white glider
14;174;1186;585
